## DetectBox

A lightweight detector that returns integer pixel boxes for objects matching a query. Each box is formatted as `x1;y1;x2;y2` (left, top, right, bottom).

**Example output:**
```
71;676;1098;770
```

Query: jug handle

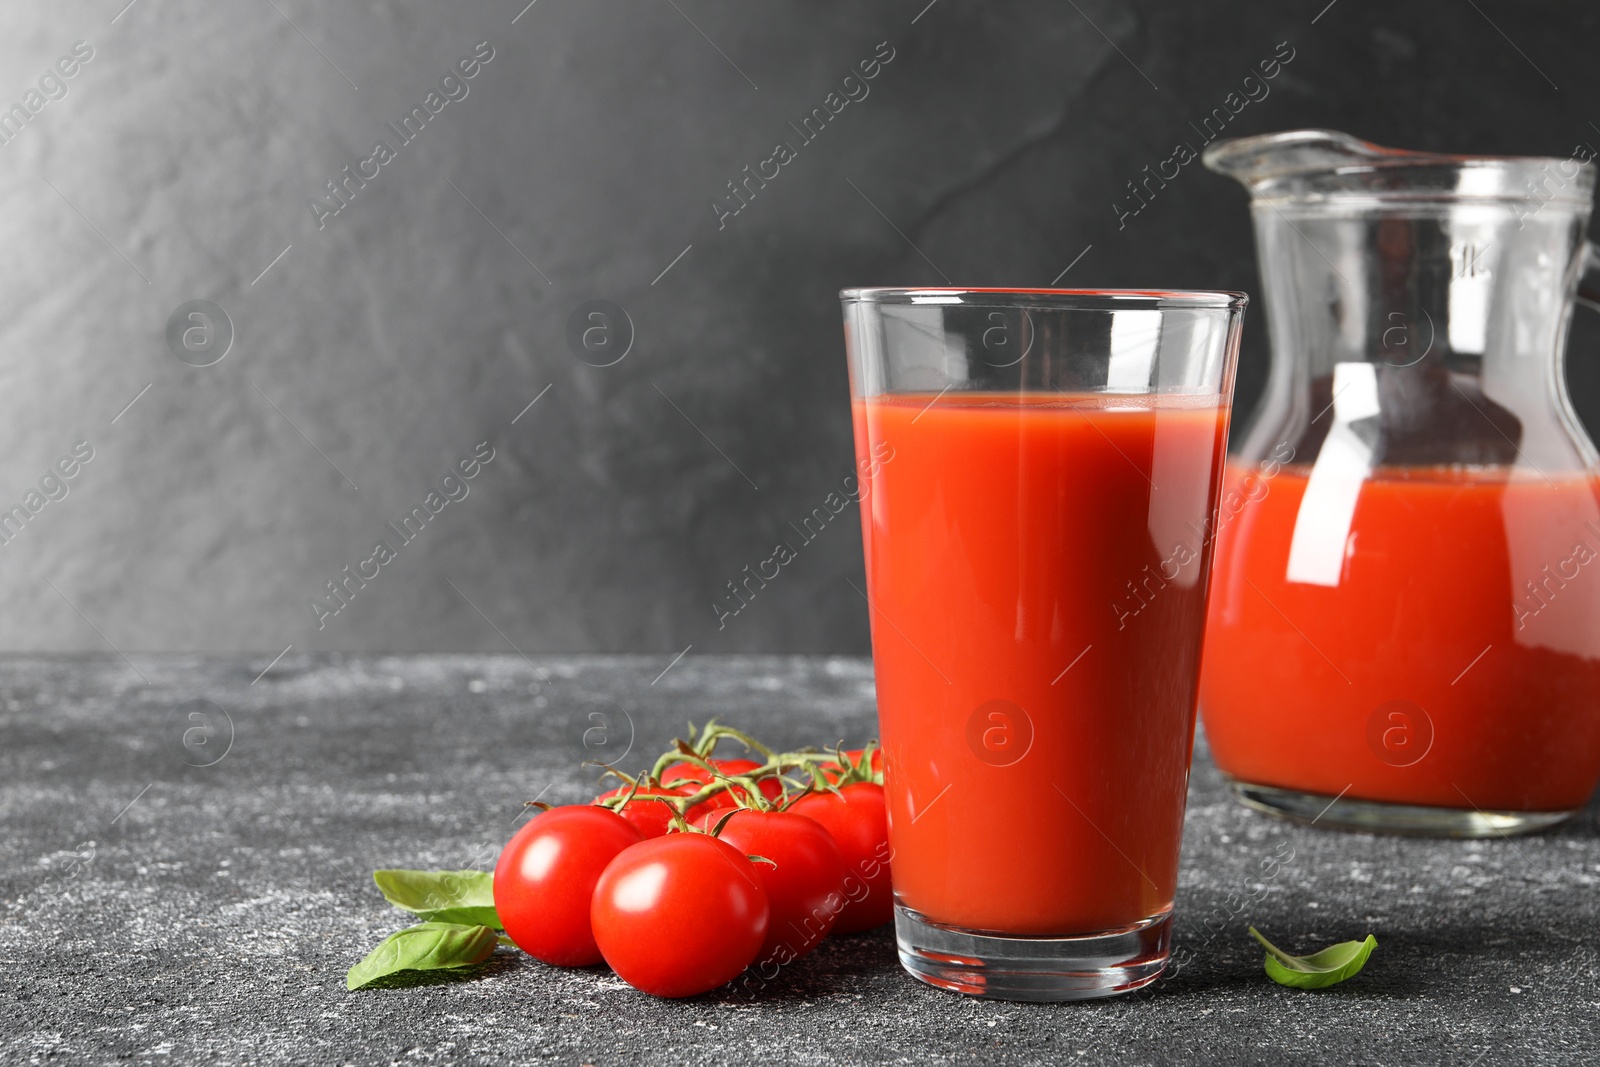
1580;242;1600;313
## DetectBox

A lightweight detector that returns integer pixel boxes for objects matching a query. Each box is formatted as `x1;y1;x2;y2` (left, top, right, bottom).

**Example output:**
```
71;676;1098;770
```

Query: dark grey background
2;0;1596;654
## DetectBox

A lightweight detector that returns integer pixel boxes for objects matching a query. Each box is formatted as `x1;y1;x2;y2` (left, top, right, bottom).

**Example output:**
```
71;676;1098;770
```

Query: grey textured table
3;655;1597;1066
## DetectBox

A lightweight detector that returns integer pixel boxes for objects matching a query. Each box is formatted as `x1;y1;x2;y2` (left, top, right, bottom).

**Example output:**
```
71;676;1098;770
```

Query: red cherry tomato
493;805;643;966
789;783;892;933
661;758;783;808
703;810;845;966
591;833;769;998
594;783;692;838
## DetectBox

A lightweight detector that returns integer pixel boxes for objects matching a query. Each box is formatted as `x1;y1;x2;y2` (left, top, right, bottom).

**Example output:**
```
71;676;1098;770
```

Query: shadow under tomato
667;926;902;1005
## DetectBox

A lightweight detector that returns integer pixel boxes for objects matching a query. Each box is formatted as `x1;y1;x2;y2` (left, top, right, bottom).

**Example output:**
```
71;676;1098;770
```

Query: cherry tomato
704;810;845;966
493;805;643;966
661;758;783;808
594;783;692;838
591;833;769;998
789;783;892;933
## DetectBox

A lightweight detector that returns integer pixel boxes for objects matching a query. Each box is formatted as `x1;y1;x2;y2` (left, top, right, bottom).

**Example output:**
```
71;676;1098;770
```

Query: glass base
893;904;1171;1002
1228;778;1578;837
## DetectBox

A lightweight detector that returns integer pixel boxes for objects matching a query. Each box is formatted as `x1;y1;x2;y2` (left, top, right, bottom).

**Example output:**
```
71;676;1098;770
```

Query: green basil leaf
373;869;501;929
347;921;497;991
1249;926;1377;990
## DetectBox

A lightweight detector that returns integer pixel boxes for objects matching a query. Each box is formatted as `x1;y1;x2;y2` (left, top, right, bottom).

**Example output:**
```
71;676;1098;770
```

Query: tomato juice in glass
841;288;1246;1001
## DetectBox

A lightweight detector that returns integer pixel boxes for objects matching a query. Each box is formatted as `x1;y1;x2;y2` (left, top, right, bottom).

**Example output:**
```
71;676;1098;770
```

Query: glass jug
1199;129;1600;835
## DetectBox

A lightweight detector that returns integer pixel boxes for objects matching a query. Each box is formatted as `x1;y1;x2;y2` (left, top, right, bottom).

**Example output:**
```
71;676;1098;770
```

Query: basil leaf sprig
373;869;502;929
1249;926;1377;989
347;921;498;990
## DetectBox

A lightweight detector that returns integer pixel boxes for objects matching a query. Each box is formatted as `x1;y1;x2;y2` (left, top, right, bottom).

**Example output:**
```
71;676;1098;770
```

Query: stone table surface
3;655;1597;1066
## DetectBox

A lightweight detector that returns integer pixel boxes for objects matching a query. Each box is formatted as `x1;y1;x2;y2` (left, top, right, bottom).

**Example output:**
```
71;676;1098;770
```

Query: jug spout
1202;128;1596;206
1202;129;1396;185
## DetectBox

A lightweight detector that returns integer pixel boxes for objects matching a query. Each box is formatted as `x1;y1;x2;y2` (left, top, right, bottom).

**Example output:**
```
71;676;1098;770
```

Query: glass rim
1203;129;1597;207
839;287;1249;311
1205;129;1595;182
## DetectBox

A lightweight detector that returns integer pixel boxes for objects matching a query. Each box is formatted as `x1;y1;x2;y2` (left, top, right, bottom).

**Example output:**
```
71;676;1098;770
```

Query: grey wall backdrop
2;0;1597;655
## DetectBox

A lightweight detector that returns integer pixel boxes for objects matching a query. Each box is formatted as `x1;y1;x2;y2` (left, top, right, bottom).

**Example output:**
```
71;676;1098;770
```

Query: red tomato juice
853;393;1230;936
1201;465;1600;812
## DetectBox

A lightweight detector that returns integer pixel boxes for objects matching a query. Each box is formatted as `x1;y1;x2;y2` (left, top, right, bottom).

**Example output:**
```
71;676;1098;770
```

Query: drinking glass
841;288;1246;1001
